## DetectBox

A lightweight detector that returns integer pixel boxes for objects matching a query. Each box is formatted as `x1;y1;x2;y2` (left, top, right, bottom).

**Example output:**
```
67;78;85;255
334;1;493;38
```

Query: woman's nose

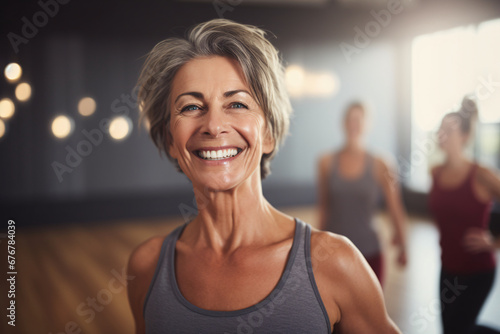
201;108;229;137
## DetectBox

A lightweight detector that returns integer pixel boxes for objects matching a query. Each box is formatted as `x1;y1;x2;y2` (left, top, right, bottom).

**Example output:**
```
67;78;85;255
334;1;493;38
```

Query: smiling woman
136;19;291;179
166;56;275;191
127;19;401;334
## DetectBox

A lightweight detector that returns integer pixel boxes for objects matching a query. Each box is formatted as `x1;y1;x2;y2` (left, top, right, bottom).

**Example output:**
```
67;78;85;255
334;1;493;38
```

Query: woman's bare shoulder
308;226;379;292
128;236;165;278
308;228;378;326
309;228;360;272
429;164;444;177
318;152;335;173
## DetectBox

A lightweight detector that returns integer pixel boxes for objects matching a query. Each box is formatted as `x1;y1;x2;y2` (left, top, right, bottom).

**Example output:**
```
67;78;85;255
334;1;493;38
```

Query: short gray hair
137;19;292;179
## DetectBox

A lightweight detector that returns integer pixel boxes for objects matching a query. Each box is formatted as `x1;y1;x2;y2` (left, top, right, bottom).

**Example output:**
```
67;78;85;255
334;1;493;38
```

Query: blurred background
0;0;499;333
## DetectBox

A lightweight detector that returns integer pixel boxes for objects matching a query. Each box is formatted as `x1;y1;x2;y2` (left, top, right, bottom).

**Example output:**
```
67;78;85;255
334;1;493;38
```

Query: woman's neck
444;150;468;169
187;172;284;254
343;140;364;154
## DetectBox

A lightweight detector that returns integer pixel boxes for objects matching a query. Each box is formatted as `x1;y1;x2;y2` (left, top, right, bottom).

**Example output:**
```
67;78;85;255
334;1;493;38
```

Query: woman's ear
262;128;275;155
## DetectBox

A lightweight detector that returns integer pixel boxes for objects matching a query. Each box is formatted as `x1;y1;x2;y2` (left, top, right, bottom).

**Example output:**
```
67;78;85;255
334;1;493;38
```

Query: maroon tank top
429;163;495;274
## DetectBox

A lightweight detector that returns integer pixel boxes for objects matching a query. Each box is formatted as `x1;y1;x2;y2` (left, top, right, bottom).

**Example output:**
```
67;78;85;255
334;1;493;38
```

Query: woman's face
344;107;365;142
168;56;274;191
437;115;468;154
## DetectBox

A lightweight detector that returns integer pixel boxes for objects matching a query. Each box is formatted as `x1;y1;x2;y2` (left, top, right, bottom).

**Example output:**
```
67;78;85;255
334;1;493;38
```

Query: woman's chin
439;143;457;154
192;173;243;192
438;141;448;150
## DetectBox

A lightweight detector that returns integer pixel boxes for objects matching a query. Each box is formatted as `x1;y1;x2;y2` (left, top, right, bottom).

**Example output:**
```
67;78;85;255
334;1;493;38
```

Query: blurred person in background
318;102;408;287
429;96;500;334
127;20;401;334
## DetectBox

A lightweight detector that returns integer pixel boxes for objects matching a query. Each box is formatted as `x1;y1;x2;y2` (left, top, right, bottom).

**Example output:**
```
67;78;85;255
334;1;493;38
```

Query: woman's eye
230;102;247;109
181;105;201;112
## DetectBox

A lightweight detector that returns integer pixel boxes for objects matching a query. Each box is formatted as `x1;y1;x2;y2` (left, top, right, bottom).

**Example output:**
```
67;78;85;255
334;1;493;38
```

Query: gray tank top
325;152;380;257
143;218;331;333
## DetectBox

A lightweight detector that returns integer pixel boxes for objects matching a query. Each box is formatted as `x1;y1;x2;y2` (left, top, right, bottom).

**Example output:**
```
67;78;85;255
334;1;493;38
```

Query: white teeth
198;148;240;160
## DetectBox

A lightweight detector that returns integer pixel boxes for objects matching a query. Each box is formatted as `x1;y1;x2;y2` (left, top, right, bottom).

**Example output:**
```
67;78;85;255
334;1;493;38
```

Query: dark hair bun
460;95;478;119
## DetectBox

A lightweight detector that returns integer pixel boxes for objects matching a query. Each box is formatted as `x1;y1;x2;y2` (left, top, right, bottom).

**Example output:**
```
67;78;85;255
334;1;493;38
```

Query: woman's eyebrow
174;90;251;103
174;92;204;103
224;90;251;98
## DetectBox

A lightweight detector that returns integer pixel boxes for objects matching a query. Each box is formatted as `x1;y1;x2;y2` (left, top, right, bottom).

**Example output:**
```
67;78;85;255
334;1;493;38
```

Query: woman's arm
463;228;500;252
374;157;408;266
317;154;333;231
463;166;500;252
311;231;401;333
127;237;164;334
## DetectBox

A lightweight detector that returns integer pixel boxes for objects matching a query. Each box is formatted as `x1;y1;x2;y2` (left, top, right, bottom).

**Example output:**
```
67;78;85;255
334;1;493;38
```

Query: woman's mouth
195;147;243;161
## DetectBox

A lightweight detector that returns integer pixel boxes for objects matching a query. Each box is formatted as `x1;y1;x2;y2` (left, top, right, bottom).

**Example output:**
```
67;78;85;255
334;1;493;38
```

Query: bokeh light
0;119;6;139
78;97;96;116
0;98;15;119
51;115;74;139
285;65;306;98
109;116;132;141
4;63;22;82
285;65;339;98
304;72;340;97
15;82;32;102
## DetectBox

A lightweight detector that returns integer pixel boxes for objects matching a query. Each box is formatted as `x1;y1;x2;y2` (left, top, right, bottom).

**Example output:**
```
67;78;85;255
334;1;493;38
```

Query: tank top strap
294;218;307;254
294;218;332;331
143;223;187;317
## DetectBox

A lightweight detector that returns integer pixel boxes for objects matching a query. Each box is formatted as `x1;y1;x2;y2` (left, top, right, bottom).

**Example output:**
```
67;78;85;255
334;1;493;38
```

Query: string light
4;63;22;82
78;97;96;116
15;82;32;102
109;116;132;140
0;119;6;139
0;98;15;119
51;115;74;139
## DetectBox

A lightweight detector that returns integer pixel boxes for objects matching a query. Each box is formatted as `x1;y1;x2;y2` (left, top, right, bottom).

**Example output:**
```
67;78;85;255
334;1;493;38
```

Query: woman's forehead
441;115;461;129
172;56;249;96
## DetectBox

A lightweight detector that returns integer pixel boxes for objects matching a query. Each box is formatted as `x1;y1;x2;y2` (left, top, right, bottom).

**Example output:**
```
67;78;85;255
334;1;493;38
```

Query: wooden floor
1;206;499;334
